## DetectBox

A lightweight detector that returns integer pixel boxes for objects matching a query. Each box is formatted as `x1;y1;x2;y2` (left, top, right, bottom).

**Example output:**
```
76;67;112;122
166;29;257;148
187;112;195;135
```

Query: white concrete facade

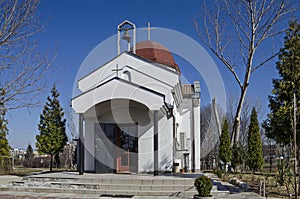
72;51;200;173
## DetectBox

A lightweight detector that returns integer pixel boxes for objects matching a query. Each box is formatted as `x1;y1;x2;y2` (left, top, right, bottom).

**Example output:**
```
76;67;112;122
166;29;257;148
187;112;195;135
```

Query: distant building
10;149;26;159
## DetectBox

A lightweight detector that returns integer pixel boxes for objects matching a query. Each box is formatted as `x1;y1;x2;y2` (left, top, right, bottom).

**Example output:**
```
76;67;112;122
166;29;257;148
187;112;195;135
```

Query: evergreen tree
0;88;10;157
25;144;34;160
25;144;34;168
36;85;67;171
231;143;243;172
247;108;264;172
219;118;231;170
263;21;300;145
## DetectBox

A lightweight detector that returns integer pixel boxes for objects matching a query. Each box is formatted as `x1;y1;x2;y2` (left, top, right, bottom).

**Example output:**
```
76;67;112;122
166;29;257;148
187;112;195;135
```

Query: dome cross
142;22;156;40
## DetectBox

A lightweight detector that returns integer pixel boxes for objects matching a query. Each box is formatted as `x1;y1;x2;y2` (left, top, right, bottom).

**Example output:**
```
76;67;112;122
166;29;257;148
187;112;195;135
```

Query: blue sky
6;0;299;149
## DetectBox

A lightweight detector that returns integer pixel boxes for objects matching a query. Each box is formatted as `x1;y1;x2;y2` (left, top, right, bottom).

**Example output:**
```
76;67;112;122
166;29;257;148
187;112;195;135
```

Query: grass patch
222;172;297;199
8;168;45;176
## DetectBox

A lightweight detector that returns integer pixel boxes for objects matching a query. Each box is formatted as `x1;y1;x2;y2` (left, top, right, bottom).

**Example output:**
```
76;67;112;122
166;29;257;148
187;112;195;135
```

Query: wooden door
117;125;138;173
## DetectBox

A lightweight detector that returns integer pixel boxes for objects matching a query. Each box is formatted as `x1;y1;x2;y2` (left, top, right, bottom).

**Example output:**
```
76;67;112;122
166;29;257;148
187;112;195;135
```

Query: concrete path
0;175;22;185
0;191;266;199
0;172;266;199
0;190;191;199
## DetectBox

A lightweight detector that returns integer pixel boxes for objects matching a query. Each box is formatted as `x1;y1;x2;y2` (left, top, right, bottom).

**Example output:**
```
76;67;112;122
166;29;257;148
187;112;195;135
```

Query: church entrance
116;125;138;173
94;123;138;173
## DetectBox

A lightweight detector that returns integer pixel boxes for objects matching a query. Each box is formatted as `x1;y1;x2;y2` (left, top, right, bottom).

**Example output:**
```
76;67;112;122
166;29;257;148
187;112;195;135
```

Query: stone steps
23;176;195;185
12;181;194;192
0;173;232;198
0;186;196;197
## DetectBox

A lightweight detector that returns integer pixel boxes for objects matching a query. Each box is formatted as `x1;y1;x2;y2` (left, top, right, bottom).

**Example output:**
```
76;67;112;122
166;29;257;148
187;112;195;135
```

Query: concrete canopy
72;77;166;114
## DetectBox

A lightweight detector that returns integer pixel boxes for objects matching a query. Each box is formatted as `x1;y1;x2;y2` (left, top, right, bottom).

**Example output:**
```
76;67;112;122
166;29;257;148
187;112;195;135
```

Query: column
79;114;84;175
153;110;158;176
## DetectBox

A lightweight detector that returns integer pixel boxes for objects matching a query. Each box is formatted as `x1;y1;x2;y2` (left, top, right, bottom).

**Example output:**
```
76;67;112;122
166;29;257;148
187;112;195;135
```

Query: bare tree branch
251;50;280;73
194;0;299;144
0;0;54;111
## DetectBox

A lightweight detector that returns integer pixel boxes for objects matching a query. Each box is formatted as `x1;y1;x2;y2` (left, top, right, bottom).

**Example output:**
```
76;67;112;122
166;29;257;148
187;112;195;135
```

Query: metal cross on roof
142;22;156;40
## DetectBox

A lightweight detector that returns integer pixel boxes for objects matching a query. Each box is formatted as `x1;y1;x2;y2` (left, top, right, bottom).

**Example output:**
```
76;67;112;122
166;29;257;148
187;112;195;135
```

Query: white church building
71;21;201;174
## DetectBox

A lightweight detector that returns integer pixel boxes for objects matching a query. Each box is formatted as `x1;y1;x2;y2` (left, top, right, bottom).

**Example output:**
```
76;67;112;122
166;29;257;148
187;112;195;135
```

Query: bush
0;156;12;174
194;175;213;197
213;170;223;178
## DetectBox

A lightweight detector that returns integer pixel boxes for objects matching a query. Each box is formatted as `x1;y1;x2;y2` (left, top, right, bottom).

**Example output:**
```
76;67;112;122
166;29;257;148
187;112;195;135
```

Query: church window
180;132;186;150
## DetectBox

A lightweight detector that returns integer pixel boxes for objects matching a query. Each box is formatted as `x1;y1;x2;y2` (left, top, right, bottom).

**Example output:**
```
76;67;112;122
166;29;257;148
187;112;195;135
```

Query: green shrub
213;170;223;178
194;175;213;197
0;156;12;174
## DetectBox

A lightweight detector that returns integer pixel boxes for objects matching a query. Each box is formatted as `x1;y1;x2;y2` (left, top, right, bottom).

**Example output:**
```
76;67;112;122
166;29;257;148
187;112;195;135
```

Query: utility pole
293;91;298;199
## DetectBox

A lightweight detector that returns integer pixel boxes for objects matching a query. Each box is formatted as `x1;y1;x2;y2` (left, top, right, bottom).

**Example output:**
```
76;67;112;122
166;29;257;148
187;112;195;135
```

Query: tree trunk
50;155;53;172
231;87;248;146
231;31;254;146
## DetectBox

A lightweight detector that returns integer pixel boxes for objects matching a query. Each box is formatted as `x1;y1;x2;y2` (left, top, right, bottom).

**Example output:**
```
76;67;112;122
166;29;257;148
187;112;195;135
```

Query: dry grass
221;173;297;199
9;168;45;176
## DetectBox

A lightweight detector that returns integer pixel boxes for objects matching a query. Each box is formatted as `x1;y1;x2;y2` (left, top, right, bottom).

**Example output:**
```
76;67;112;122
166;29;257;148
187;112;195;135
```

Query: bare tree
65;107;77;142
227;94;262;146
64;107;78;170
194;0;299;145
0;0;54;110
226;95;238;133
227;94;263;170
200;99;225;169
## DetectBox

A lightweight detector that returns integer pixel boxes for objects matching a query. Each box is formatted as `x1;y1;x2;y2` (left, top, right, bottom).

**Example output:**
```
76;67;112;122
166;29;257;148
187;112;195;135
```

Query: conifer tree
263;21;300;145
219;118;231;170
36;85;67;171
231;143;243;172
25;144;34;168
25;144;34;160
0;88;10;157
247;108;264;172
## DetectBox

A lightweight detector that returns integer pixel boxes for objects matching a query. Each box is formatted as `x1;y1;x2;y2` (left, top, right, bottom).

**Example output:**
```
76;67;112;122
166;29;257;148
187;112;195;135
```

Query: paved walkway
0;192;188;199
0;191;267;199
0;172;266;199
0;175;22;185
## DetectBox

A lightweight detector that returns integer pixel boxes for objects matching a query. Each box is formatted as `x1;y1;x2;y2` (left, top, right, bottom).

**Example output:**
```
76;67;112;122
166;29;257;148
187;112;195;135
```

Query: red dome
134;40;180;72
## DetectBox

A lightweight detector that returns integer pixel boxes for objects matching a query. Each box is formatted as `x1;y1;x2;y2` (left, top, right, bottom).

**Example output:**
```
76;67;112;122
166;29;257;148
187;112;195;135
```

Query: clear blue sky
6;0;299;149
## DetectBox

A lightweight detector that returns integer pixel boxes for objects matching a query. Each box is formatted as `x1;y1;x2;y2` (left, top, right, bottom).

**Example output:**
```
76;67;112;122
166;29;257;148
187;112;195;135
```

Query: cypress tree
36;85;67;171
247;108;264;172
219;118;232;171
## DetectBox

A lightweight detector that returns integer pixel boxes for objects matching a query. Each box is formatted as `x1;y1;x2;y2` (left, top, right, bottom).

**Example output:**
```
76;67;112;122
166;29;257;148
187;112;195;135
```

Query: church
71;20;201;175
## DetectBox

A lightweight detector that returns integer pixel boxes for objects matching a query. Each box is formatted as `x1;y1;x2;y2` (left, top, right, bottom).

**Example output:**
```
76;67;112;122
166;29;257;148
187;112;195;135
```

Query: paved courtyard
0;172;266;199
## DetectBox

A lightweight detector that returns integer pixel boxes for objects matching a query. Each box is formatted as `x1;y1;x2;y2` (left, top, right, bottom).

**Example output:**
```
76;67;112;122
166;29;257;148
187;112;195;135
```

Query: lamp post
292;44;298;198
293;90;298;199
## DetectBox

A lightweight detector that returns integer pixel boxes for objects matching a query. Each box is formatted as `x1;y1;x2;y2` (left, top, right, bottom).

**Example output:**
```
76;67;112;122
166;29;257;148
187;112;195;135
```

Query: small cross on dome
142;22;155;40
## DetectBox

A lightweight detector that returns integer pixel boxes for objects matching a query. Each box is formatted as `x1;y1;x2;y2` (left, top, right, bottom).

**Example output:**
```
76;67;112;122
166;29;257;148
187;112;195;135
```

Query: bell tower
117;20;136;55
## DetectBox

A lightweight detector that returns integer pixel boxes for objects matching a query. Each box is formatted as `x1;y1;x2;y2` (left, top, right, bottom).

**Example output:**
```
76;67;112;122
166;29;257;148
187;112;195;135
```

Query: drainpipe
172;111;176;171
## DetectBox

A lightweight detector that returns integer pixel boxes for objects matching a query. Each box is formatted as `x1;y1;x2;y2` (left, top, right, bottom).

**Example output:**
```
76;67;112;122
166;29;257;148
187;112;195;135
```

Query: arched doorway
94;99;151;173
